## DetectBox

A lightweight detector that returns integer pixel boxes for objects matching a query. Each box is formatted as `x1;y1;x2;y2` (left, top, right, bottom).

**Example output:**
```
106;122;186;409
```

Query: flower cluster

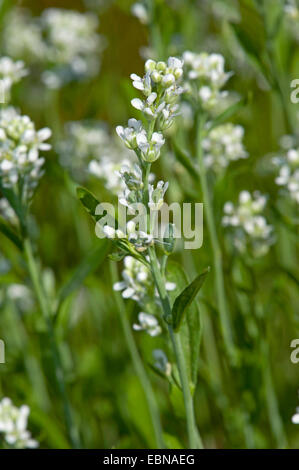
130;57;184;134
222;190;274;257
182;51;232;111
113;256;152;303
104;220;154;253
0;398;38;448
3;9;46;63
117;118;165;163
4;8;103;88
202;123;248;171
273;148;299;204
113;256;175;336
284;1;299;42
58;120;134;191
0;57;27;102
133;312;161;336
0;107;51;198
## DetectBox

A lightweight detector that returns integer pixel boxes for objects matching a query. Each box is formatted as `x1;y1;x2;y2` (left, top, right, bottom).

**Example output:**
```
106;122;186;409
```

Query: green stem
109;261;165;449
143;162;151;207
23;238;80;448
148;246;203;449
196;114;235;362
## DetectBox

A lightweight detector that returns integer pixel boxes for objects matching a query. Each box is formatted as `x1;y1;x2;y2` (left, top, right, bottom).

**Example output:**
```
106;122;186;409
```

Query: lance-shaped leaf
0;216;23;250
172;141;199;182
57;239;109;308
77;187;101;221
0;183;27;233
208;95;250;132
167;262;208;390
172;267;210;332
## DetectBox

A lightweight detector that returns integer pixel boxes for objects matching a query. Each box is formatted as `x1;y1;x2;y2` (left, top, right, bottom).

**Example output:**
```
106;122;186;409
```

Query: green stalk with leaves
78;55;209;449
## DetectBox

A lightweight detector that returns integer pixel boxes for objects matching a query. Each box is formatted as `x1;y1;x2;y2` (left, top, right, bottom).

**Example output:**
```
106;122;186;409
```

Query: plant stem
196;114;235;362
109;261;165;449
148;246;203;449
23;237;80;448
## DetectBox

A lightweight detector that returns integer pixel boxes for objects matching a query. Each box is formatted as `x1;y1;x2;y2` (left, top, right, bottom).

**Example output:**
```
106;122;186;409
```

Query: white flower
153;349;172;376
133;312;161;336
6;283;33;311
273;148;299;203
0;198;17;224
131;3;149;24
148;180;169;210
0;57;28;101
0;397;38;448
222;191;273;257
136;132;165;162
129;56;183;128
203;123;247;171
0;107;51;197
113;256;152;304
4;8;104;88
292;407;299;424
116;118;145;149
182;51;232;111
58;120;134;189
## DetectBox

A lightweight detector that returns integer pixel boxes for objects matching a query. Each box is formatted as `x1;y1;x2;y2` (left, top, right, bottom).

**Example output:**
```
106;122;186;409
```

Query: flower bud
157;61;166;72
151;70;161;83
145;59;156;72
163;223;175;255
162;73;175;87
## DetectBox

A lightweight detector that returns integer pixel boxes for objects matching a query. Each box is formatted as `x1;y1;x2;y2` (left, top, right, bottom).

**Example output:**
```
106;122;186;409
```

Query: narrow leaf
0;216;23;250
167;262;206;389
208;95;249;132
172;267;210;332
172;142;199;181
58;240;109;306
77;186;100;221
230;24;271;86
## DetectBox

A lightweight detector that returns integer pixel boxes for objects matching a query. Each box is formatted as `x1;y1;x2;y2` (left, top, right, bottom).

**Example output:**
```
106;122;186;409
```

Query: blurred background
0;0;298;449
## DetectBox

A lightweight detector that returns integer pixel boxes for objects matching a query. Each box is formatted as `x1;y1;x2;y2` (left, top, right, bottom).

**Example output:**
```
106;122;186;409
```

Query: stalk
110;261;165;449
148;246;203;449
23;237;80;449
196;114;235;362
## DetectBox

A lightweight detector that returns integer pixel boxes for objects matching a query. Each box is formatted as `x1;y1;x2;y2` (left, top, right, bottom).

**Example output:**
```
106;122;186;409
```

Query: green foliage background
0;0;298;449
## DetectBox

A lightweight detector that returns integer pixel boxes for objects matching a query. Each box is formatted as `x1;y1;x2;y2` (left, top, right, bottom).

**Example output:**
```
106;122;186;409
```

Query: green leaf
172;141;199;181
57;240;109;307
0;184;27;231
77;186;100;221
108;251;126;262
230;23;271;86
208;95;250;132
172;266;210;332
167;262;208;389
0;216;23;250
